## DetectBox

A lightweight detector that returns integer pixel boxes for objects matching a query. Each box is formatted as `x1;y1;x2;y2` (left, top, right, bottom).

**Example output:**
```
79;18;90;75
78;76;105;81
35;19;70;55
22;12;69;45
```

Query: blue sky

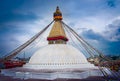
0;0;120;57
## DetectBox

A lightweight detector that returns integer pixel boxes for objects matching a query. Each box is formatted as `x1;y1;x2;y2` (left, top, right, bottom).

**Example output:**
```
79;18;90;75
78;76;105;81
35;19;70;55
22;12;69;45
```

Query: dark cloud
0;12;39;24
80;29;107;54
104;19;120;41
81;29;103;41
80;19;120;56
0;0;24;13
107;0;116;8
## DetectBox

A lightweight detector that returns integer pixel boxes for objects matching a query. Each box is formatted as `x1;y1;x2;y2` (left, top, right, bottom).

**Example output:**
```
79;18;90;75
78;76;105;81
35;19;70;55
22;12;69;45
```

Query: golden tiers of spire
47;6;68;44
53;6;62;20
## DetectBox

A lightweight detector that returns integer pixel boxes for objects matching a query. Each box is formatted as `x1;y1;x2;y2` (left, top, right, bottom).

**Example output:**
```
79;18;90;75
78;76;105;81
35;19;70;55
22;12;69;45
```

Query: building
23;6;96;70
1;7;109;80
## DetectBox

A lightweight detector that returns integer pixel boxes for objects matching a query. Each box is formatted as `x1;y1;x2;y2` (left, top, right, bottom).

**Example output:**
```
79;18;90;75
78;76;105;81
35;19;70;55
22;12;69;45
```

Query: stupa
23;6;96;70
2;7;106;80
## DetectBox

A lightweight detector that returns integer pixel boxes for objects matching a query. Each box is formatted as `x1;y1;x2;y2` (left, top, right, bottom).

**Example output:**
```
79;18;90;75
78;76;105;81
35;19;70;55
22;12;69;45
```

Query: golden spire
53;6;62;20
47;7;68;44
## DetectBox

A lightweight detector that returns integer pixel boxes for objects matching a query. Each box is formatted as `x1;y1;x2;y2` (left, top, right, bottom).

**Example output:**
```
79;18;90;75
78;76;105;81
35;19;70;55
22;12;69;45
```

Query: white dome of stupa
23;7;96;70
24;44;95;70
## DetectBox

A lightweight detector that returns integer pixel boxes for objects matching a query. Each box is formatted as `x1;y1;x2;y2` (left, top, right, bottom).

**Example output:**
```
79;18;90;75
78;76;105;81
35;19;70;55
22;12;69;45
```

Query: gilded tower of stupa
47;6;68;44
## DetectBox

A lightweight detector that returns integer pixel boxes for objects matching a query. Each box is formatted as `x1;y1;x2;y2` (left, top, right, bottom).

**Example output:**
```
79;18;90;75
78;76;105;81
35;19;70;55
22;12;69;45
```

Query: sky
0;0;120;57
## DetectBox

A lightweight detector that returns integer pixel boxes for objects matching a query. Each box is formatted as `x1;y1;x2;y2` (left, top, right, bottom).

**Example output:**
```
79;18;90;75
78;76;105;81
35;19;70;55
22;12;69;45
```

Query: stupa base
23;63;97;70
1;67;107;80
